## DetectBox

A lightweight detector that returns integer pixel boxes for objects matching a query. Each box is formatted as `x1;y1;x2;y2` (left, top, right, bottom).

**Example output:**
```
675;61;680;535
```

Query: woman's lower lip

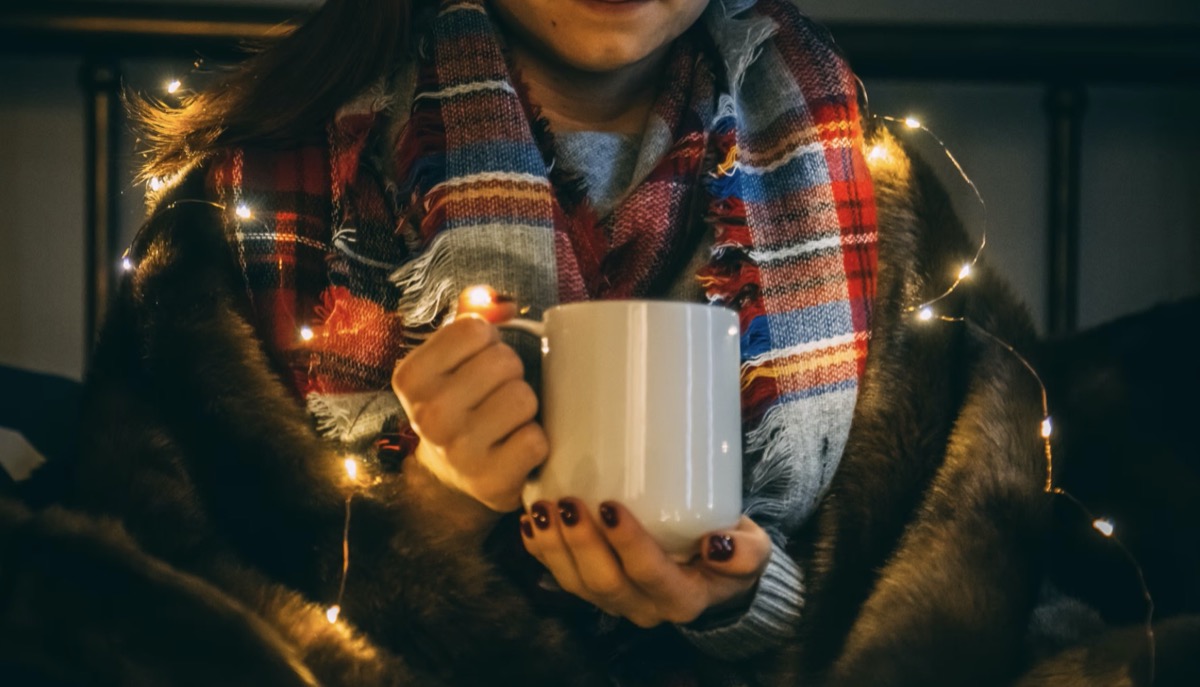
574;0;655;15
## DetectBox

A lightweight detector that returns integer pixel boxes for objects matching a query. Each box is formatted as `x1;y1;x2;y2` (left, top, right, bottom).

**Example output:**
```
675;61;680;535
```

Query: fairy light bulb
918;307;935;322
149;177;165;192
343;457;359;481
1041;417;1053;439
867;144;889;162
1093;518;1115;538
904;116;922;129
299;325;314;342
464;285;494;309
958;263;973;279
121;256;134;272
167;79;182;94
235;204;253;219
326;605;341;624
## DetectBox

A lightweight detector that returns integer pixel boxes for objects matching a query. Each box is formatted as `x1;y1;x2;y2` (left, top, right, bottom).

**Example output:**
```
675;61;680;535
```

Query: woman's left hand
520;500;772;628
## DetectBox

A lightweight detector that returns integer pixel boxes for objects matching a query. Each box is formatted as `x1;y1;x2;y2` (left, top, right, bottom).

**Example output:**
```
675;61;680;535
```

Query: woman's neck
507;42;668;135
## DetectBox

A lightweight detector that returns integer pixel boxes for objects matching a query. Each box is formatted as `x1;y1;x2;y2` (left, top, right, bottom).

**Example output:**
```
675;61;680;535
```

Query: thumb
698;516;772;579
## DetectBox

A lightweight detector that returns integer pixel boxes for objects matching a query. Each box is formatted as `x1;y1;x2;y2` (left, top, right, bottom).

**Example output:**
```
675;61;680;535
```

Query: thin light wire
876;115;989;314
335;493;353;615
884;108;1156;682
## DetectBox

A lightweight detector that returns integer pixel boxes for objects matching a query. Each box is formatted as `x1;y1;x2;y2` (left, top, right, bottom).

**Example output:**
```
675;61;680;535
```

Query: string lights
879;111;1156;684
326;456;360;625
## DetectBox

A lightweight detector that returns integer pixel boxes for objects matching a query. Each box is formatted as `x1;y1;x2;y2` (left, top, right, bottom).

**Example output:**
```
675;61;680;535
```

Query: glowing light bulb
958;263;973;280
904;116;922;129
465;285;494;309
1093;518;1115;538
149;177;165;192
167;79;182;94
326;605;341;623
235;204;253;219
918;307;934;322
1041;417;1053;439
343;458;359;481
299;325;314;342
867;144;889;162
121;257;134;272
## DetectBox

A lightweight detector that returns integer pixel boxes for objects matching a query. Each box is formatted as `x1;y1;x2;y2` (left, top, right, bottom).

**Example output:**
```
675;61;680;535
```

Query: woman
1;0;1126;685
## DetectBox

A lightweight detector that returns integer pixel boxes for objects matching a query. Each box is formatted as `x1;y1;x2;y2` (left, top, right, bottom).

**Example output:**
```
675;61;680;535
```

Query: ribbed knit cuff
676;543;805;660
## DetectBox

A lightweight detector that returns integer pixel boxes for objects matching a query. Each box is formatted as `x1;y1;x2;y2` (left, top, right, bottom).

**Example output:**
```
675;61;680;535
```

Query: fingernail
558;500;578;527
520;517;534;539
707;534;735;562
531;502;552;530
599;503;619;528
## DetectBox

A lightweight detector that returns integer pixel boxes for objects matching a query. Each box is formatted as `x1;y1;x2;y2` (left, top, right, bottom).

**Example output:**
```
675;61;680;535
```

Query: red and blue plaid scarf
207;0;877;528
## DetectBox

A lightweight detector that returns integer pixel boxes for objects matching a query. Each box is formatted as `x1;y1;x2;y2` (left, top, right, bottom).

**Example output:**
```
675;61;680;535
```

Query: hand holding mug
391;287;546;531
520;502;771;628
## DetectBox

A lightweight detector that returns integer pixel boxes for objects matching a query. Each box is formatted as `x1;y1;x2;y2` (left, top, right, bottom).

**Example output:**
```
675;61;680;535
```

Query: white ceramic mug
501;301;742;560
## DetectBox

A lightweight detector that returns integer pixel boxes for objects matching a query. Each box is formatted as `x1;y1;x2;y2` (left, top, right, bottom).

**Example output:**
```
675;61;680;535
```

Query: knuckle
584;572;624;598
510;382;539;421
411;400;446;438
489;343;525;379
390;361;413;397
520;424;549;460
455;316;494;345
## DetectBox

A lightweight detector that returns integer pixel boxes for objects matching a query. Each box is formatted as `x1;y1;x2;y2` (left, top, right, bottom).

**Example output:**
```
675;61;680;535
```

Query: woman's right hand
391;302;547;530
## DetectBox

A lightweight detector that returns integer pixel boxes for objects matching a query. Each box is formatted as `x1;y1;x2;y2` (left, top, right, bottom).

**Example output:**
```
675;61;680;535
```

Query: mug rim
544;299;736;317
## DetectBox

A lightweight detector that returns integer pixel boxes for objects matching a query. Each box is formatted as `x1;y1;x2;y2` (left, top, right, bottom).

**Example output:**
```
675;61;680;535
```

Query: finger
469;378;540;447
521;501;587;598
393;317;498;401
555;500;645;601
594;501;707;622
489;420;548;477
470;423;547;511
697;516;773;579
443;341;525;411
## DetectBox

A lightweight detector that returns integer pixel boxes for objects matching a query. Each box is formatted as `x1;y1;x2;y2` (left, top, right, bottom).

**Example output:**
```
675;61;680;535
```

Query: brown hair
134;0;418;180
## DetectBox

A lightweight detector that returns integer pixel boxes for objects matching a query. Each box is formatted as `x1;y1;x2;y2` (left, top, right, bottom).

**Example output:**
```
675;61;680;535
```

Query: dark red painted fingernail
520;517;534;539
599;503;619;528
707;534;735;562
558;500;578;527
531;502;552;530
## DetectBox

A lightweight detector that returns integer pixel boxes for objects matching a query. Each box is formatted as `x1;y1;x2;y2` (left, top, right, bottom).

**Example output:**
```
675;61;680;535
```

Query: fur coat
0;123;1188;686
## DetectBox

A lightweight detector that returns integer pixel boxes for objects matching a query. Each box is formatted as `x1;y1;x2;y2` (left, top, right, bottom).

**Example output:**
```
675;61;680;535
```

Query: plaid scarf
207;0;877;532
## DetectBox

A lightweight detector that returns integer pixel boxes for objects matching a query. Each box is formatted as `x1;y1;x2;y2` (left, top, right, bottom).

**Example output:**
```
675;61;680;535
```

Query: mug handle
496;318;545;338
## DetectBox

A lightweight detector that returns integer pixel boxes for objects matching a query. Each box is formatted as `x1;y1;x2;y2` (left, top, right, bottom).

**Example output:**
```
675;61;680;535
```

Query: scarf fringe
741;403;802;532
389;232;463;329
705;9;778;92
307;390;403;448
